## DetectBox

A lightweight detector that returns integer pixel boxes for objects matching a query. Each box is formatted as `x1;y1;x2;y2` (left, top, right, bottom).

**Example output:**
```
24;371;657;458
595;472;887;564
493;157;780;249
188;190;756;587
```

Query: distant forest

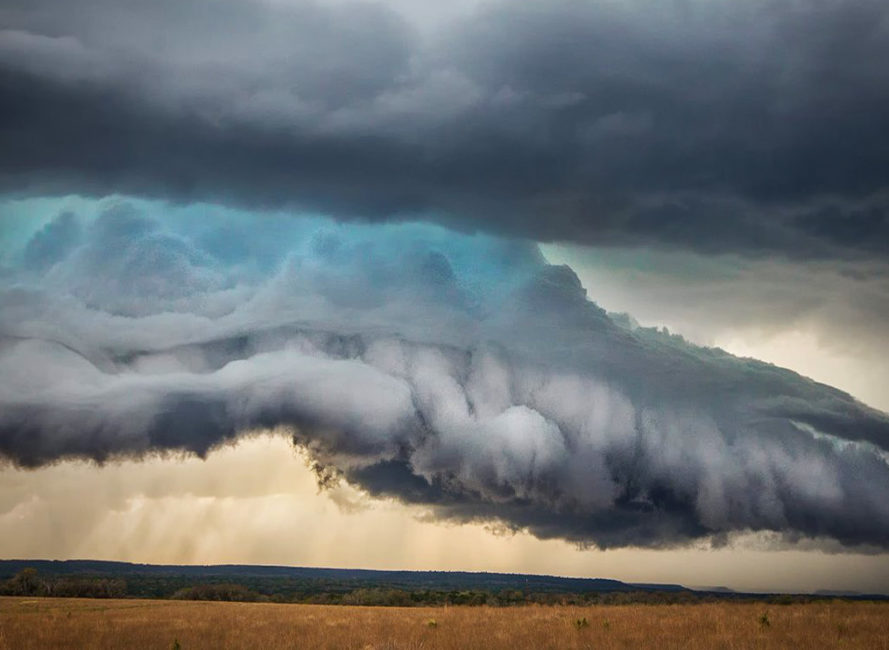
0;560;883;606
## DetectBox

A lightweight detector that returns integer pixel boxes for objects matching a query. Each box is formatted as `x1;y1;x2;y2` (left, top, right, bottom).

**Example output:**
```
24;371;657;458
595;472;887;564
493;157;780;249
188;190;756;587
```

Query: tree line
1;568;879;606
1;568;126;598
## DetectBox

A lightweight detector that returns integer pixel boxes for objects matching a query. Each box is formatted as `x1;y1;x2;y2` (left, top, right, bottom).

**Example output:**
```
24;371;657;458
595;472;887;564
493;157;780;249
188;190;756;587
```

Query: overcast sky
1;0;888;593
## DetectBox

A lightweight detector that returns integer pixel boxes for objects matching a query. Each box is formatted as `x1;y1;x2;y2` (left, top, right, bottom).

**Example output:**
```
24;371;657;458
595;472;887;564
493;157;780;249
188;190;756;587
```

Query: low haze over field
1;0;888;594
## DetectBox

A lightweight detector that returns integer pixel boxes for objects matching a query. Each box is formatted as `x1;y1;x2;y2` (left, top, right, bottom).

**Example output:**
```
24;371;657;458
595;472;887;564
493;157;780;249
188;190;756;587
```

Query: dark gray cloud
1;203;888;550
2;0;889;258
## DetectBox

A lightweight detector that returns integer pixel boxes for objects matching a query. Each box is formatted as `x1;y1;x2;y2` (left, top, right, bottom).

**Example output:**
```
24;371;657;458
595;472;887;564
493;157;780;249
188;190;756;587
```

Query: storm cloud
2;0;889;259
1;202;888;550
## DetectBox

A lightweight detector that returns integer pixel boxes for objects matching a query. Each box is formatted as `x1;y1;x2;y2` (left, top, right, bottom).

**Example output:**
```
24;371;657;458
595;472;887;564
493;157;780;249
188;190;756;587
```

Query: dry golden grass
0;596;887;649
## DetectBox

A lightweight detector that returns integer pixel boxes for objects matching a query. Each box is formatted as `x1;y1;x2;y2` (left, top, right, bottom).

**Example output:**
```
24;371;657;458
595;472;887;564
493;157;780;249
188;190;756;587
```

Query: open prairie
0;597;886;650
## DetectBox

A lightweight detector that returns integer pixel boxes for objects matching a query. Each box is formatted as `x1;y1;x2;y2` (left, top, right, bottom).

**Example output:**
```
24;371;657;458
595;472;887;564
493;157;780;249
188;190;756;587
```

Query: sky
0;0;888;594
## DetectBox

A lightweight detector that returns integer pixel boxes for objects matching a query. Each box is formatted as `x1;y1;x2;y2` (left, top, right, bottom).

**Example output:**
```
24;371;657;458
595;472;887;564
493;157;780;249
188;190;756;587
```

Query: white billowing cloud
0;199;888;550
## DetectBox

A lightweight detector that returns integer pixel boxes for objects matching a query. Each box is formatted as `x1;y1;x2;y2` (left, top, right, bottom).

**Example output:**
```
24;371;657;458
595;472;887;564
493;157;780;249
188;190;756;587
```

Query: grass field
0;597;886;649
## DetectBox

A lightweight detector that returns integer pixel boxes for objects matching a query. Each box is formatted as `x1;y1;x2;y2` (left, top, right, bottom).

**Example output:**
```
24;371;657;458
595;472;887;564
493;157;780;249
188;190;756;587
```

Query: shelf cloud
2;202;888;550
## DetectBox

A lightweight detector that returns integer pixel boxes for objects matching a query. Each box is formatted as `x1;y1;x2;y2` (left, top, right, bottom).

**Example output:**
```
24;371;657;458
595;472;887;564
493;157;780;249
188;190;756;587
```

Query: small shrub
170;640;181;650
759;612;770;628
426;619;438;628
572;617;590;630
603;619;611;631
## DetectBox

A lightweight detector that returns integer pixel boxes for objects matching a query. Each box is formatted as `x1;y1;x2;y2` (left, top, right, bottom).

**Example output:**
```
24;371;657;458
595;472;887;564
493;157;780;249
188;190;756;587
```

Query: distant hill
691;585;736;594
0;559;678;594
1;560;884;603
